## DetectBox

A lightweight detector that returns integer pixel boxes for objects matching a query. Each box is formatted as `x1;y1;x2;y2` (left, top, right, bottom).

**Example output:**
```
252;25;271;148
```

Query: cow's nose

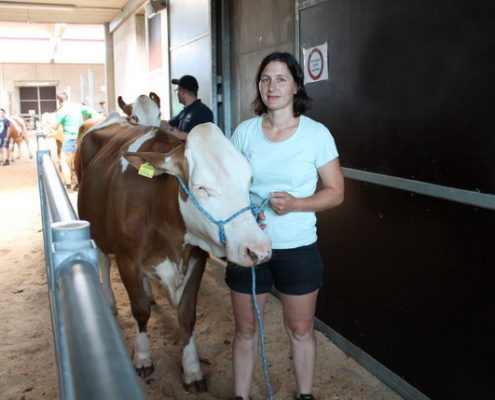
246;246;271;265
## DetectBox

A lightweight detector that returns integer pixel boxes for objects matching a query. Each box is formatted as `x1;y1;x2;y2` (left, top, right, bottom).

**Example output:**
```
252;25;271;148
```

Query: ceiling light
0;1;76;11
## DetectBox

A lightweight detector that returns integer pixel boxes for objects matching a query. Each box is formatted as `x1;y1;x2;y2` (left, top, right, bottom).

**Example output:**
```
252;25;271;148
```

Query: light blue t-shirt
231;115;339;249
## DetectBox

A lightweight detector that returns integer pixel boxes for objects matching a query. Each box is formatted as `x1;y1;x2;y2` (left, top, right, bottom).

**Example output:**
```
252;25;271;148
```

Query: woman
226;52;344;400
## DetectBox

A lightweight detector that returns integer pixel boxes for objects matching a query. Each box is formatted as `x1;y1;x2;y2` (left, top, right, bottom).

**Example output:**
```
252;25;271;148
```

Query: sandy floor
0;136;404;400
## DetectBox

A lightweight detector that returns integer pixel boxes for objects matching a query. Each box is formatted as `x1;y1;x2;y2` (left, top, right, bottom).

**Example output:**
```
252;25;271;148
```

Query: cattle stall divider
36;141;146;399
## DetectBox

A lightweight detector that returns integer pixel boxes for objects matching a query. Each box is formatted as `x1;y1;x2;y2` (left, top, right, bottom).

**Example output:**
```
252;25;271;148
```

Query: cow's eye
194;185;209;197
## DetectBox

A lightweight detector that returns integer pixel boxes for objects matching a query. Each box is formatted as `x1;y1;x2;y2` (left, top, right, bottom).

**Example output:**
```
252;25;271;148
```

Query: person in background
225;52;345;400
160;74;214;140
53;92;86;191
97;101;107;116
0;108;11;166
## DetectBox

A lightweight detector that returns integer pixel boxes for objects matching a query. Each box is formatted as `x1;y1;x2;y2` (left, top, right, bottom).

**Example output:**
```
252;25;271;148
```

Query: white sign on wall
303;42;329;84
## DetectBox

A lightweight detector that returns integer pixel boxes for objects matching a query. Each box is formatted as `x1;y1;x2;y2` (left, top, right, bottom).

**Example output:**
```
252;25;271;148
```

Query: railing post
51;220;99;279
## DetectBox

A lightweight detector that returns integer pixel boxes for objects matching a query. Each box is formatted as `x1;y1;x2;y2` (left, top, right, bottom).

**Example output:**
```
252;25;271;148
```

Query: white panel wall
111;11;170;117
168;0;212;118
113;15;147;107
231;0;295;125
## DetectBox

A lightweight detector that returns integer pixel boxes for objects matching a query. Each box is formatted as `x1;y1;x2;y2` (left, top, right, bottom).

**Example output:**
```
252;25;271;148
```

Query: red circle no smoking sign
307;47;324;80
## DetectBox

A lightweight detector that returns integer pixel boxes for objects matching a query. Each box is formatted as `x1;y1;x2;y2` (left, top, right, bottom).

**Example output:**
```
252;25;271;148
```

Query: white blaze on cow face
131;95;161;127
180;123;272;267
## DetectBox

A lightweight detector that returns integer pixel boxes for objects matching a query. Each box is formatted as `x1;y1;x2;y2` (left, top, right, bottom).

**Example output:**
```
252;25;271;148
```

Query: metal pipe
58;261;145;400
40;153;77;222
88;68;95;109
80;74;86;105
37;151;53;277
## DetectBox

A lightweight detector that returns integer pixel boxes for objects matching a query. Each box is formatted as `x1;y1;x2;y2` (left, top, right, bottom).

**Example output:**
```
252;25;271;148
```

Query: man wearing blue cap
163;75;214;140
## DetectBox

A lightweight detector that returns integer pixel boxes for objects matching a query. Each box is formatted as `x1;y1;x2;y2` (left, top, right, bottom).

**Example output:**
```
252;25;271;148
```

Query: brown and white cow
41;111;64;161
7;116;33;161
77;120;271;391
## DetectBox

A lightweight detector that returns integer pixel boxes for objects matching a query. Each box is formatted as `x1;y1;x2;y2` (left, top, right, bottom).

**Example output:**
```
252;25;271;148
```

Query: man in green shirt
54;92;87;190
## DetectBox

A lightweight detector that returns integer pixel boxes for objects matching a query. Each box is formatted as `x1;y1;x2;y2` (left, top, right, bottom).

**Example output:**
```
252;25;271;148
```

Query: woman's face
258;61;298;113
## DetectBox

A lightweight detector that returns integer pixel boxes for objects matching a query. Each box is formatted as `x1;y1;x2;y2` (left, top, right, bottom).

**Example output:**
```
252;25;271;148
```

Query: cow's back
78;122;184;259
74;115;106;182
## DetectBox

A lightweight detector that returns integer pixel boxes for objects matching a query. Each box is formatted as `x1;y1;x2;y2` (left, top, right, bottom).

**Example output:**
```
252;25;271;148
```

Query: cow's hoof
183;378;207;393
135;364;154;377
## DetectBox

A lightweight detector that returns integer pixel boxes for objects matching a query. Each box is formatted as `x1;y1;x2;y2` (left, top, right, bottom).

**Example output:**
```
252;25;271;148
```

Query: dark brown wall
299;1;495;399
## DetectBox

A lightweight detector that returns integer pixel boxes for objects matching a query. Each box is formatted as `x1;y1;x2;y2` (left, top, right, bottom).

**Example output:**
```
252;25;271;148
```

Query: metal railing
36;137;146;400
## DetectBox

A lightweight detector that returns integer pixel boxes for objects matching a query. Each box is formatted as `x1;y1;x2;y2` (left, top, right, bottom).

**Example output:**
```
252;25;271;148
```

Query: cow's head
124;123;272;267
118;92;161;127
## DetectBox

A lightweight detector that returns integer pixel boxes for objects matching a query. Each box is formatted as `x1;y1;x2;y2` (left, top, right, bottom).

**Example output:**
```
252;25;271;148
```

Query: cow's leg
117;257;154;376
142;276;156;305
60;151;72;187
7;142;15;162
24;136;33;159
177;248;208;392
56;140;63;165
15;140;22;159
99;251;116;314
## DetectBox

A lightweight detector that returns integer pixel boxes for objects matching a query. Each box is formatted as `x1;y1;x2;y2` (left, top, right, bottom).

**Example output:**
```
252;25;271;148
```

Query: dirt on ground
0;135;404;400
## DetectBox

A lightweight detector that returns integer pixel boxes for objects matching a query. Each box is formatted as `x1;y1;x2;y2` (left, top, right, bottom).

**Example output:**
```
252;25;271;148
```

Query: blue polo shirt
0;118;10;138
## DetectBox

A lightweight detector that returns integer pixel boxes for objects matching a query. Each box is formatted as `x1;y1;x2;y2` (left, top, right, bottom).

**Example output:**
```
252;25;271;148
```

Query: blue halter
176;176;271;244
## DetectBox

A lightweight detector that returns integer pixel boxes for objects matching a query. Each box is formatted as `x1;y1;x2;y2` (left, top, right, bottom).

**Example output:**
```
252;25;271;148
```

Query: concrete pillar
104;22;116;112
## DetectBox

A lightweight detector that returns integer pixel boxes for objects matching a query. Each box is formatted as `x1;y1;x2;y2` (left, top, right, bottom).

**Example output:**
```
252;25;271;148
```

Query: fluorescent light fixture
0;1;76;11
0;1;121;12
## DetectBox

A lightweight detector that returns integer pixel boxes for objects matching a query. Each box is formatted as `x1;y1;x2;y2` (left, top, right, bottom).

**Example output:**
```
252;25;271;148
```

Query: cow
41;111;64;162
118;92;161;126
7;116;33;162
74;94;162;184
77;119;272;391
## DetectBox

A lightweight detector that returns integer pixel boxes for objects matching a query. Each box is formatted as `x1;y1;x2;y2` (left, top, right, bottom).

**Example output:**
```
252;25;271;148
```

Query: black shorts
225;242;324;296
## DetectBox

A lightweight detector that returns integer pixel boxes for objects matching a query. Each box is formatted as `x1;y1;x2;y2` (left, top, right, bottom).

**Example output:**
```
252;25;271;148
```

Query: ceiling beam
109;0;146;33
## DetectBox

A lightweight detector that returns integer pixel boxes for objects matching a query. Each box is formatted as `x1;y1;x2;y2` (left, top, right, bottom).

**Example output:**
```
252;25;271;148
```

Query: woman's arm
269;157;344;215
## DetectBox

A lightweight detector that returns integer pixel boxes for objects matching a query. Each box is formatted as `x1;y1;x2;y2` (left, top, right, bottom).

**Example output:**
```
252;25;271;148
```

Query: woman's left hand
269;191;298;215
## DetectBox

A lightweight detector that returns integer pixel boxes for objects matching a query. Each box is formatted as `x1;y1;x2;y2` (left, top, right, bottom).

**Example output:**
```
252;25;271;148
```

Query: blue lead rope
176;176;275;398
251;266;275;400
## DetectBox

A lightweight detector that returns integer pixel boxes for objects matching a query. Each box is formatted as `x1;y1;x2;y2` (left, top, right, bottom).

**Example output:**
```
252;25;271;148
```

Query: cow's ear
118;96;132;116
149;92;161;109
124;145;185;177
117;96;126;111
